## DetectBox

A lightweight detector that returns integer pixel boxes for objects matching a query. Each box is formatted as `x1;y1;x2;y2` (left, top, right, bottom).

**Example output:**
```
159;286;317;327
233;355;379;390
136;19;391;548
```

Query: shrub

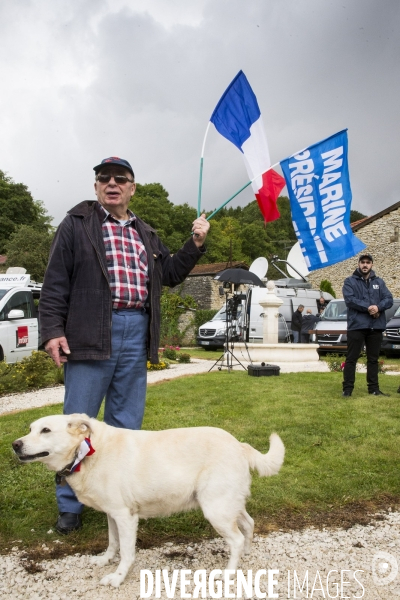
163;346;177;360
0;351;63;396
325;354;343;372
147;361;169;371
160;288;197;347
358;352;386;374
320;279;336;298
177;353;191;364
55;365;65;384
378;360;386;374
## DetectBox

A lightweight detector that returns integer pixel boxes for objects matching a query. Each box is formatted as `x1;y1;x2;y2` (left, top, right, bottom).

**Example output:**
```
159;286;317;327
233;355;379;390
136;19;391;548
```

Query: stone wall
307;207;400;297
177;310;197;346
170;277;225;310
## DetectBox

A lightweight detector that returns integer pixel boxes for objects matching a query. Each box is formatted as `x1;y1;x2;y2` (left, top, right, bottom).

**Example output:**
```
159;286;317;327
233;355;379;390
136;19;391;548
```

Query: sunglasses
96;174;134;184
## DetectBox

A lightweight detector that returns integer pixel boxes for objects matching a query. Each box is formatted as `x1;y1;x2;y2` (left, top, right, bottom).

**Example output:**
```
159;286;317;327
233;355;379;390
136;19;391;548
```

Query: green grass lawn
1;370;399;554
180;347;224;360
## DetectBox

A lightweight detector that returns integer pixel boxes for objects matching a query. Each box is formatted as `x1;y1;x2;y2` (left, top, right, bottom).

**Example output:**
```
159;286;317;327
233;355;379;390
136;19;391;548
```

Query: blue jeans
56;308;149;514
292;330;300;343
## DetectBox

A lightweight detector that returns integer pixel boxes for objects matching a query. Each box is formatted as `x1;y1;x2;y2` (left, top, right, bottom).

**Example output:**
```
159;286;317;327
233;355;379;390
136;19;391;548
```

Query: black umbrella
214;268;266;287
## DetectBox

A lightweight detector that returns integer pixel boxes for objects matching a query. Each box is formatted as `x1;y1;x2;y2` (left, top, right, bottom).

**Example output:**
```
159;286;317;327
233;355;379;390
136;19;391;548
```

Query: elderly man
342;253;393;397
300;309;318;343
39;157;209;533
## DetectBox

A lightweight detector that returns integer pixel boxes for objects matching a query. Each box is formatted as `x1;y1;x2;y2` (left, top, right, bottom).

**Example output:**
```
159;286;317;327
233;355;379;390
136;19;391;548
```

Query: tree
169;203;197;252
320;279;336;298
129;183;197;252
199;217;244;264
240;222;270;261
0;171;52;253
350;209;367;223
205;197;297;275
129;183;173;241
5;225;54;282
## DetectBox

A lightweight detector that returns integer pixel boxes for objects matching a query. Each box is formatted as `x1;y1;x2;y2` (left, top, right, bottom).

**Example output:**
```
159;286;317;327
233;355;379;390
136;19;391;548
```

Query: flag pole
197;123;211;217
206;160;281;221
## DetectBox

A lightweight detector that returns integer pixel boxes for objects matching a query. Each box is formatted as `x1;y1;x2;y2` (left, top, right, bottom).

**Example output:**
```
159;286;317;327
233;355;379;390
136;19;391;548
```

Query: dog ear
67;414;93;436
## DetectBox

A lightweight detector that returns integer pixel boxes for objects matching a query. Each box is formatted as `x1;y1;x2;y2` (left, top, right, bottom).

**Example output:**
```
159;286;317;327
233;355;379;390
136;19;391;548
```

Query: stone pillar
259;281;284;344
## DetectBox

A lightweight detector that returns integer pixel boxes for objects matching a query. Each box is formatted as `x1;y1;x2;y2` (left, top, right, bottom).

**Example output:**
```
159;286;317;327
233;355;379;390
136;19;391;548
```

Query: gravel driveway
1;512;399;599
1;359;399;598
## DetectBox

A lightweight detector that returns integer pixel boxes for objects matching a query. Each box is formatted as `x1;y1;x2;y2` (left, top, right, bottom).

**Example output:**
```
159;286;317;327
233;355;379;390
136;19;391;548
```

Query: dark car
381;305;400;357
313;298;400;355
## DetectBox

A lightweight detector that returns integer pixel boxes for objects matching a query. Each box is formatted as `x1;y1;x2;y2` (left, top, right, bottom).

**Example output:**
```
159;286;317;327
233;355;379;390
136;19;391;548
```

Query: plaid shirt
100;207;149;309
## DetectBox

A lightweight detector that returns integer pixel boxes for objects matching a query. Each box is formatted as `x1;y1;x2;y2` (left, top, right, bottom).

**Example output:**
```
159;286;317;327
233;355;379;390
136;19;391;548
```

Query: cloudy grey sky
0;0;399;225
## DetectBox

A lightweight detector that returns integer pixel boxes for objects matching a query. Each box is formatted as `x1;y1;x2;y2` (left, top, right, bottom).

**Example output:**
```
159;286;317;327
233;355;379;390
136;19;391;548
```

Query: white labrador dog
13;414;285;588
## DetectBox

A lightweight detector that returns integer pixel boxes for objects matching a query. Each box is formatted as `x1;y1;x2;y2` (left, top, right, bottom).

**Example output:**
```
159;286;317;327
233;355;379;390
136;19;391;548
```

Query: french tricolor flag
210;71;285;223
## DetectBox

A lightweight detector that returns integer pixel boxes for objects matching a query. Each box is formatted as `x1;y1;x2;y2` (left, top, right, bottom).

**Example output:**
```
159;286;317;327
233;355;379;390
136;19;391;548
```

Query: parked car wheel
384;351;399;358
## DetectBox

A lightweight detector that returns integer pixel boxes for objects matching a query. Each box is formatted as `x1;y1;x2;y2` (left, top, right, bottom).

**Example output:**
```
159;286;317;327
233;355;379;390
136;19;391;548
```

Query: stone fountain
235;280;320;362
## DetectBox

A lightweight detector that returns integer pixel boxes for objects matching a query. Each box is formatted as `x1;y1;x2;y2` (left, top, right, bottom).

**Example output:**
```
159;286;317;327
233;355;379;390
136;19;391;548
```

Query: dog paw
90;555;111;567
100;571;124;587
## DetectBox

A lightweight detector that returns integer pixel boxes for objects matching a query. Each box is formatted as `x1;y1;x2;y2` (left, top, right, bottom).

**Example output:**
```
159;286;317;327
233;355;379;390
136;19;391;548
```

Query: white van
0;273;41;363
197;279;333;349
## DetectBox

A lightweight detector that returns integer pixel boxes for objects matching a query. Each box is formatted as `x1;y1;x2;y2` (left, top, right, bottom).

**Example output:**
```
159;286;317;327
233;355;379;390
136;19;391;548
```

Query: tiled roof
350;217;369;228
188;261;249;276
351;201;400;232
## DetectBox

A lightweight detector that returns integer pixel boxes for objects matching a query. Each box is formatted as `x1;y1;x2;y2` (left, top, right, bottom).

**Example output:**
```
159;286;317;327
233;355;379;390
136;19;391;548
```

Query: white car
0;273;41;363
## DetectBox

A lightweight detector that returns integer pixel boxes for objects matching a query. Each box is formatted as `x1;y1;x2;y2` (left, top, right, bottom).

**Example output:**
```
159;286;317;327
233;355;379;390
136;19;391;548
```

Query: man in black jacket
300;309;319;343
291;304;304;343
39;157;209;533
342;253;393;397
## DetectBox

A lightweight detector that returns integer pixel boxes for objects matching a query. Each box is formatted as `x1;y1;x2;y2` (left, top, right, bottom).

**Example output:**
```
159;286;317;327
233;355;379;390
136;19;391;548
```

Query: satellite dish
249;257;269;280
286;243;310;279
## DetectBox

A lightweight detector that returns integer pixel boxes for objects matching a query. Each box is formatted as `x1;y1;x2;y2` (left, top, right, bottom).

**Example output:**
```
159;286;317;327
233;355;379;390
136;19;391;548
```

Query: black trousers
343;329;383;393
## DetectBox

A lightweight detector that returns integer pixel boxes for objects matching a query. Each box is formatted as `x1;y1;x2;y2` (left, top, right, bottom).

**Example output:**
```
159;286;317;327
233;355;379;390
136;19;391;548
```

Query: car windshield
212;304;242;322
0;289;9;302
394;306;400;318
321;300;348;321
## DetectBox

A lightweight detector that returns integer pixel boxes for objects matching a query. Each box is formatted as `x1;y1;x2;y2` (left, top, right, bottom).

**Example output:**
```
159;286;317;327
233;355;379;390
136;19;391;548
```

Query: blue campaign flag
280;130;366;272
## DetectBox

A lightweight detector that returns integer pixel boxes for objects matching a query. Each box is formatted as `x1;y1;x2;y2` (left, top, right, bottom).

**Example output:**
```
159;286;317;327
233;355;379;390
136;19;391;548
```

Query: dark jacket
316;298;330;313
301;313;319;334
342;269;393;331
39;201;205;363
291;309;303;332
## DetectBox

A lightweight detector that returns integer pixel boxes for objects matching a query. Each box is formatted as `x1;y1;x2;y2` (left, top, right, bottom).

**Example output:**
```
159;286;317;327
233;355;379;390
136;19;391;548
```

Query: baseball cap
93;157;134;178
358;253;373;262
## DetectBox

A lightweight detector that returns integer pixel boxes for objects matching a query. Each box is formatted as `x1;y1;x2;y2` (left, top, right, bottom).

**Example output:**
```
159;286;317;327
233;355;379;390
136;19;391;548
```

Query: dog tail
242;433;285;477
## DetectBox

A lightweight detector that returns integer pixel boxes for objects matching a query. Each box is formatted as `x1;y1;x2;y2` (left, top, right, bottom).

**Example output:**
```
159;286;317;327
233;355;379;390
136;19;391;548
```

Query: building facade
307;202;400;297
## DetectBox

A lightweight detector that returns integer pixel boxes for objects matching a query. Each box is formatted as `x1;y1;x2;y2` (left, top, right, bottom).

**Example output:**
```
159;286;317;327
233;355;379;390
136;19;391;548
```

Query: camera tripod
209;292;248;373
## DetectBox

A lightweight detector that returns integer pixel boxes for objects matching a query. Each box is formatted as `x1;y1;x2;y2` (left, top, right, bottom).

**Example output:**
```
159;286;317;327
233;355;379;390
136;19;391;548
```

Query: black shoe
342;391;352;397
55;512;82;534
397;387;400;394
369;390;390;397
